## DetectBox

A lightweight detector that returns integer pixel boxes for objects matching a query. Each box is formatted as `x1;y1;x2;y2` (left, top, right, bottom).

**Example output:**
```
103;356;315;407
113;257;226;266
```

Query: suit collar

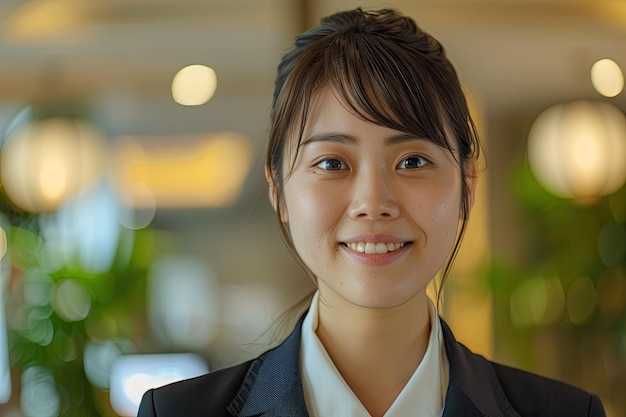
440;320;520;417
228;315;519;417
227;314;308;417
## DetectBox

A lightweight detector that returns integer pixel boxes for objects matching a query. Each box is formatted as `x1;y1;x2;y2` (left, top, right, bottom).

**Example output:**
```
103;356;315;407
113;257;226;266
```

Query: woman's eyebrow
300;132;425;147
300;133;358;146
384;133;425;145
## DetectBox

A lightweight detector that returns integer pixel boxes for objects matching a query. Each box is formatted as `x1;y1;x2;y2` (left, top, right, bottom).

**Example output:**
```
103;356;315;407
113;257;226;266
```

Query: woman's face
278;88;473;309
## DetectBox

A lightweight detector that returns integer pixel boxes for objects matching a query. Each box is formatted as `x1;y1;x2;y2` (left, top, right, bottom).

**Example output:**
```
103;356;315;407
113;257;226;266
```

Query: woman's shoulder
488;360;606;416
440;319;605;416
137;360;253;417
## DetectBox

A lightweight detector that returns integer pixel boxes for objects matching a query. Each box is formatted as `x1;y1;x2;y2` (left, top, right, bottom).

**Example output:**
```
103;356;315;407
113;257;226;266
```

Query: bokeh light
25;315;54;346
20;366;60;417
0;259;11;404
53;280;91;322
118;183;157;230
114;132;252;208
527;100;626;201
591;58;624;98
567;276;597;325
23;269;53;307
110;353;208;416
597;220;626;267
10;269;54;346
510;276;565;327
2;0;83;41
85;313;119;341
1;117;107;213
39;182;122;274
149;255;219;349
0;228;7;260
11;223;43;269
50;331;77;363
171;65;217;106
84;340;134;389
9;269;57;346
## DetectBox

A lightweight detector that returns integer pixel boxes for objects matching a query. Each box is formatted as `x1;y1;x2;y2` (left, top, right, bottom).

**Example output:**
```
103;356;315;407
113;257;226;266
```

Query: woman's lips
340;241;413;265
343;241;406;254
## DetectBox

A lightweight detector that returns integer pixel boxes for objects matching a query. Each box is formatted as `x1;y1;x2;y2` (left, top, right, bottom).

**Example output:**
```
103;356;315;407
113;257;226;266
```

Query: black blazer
137;317;606;417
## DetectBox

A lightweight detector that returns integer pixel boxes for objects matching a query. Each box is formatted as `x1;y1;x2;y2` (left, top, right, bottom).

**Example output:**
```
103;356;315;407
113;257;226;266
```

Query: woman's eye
316;158;347;170
398;155;429;169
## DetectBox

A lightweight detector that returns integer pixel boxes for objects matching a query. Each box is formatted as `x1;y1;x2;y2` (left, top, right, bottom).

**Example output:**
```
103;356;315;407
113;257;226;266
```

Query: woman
138;8;606;416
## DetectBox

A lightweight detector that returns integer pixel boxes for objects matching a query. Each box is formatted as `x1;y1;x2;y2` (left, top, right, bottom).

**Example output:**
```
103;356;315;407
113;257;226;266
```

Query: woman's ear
266;167;288;223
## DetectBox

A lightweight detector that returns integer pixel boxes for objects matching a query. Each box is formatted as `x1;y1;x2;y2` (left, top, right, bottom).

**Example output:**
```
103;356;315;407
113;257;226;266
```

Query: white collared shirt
300;291;449;417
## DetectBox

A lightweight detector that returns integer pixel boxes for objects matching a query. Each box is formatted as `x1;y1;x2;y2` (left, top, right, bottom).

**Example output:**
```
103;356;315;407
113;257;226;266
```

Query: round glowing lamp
591;58;624;98
527;100;626;203
1;115;107;213
171;65;217;106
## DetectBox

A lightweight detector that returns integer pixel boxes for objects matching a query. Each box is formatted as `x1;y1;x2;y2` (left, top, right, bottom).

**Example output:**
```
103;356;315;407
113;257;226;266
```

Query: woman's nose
347;169;400;220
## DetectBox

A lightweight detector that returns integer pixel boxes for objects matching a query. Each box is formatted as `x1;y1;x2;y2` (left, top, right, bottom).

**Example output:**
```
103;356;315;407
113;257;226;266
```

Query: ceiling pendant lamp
527;100;626;204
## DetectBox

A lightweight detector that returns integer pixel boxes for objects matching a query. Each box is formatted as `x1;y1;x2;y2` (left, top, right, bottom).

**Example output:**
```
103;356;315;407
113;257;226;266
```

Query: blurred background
0;0;624;416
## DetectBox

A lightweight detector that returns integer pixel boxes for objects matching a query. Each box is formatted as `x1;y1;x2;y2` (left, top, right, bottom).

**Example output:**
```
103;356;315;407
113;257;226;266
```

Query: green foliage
1;207;153;416
488;157;626;411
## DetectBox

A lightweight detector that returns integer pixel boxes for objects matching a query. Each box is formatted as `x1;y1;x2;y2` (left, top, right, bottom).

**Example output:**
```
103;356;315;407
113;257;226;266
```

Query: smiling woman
281;88;465;312
138;7;607;417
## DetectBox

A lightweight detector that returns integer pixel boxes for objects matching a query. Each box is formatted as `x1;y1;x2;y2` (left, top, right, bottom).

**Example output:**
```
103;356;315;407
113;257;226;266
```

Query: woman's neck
315;290;432;417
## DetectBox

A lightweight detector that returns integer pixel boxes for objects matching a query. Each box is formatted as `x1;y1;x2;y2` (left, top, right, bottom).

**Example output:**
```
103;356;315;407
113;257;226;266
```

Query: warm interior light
528;100;626;202
2;0;85;41
39;154;68;201
591;58;624;98
0;118;107;213
171;65;218;106
114;132;251;208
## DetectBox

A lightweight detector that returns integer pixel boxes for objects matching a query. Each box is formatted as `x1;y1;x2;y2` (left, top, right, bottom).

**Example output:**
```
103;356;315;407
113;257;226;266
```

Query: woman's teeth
346;242;405;254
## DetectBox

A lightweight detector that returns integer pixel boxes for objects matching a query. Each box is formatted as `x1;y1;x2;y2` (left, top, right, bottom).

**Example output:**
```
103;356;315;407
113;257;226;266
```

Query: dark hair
266;7;481;290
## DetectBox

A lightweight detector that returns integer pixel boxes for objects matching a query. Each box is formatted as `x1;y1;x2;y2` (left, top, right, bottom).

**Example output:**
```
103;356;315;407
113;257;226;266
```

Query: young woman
138;8;606;417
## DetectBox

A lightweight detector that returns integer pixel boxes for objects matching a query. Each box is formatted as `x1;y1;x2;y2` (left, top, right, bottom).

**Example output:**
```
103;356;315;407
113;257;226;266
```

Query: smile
344;242;406;254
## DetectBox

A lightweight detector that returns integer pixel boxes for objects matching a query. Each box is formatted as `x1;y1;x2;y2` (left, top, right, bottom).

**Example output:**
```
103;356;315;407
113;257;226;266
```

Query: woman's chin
321;283;428;311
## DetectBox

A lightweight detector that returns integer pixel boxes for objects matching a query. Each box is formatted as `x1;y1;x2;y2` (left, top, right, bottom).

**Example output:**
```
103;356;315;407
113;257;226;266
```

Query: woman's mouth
343;242;407;254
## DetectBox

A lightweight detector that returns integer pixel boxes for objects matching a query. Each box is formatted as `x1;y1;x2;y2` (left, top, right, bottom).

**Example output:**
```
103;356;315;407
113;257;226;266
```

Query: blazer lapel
441;319;520;417
227;314;520;417
442;386;487;417
227;315;309;417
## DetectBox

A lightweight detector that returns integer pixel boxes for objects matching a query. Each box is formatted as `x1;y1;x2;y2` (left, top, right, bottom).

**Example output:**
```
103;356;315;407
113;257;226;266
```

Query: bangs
326;33;452;151
270;12;478;180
